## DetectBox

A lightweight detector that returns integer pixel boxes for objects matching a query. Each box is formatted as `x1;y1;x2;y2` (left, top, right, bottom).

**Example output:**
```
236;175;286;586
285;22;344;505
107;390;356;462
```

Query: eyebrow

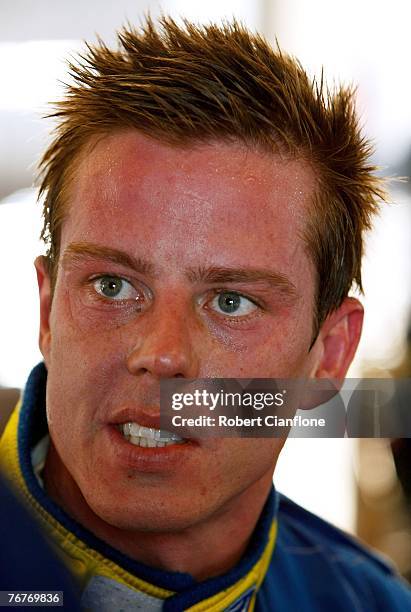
61;242;298;298
187;266;298;297
61;242;156;277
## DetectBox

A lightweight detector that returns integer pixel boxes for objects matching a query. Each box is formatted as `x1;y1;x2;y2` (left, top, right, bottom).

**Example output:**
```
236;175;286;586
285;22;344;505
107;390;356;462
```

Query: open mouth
117;422;187;448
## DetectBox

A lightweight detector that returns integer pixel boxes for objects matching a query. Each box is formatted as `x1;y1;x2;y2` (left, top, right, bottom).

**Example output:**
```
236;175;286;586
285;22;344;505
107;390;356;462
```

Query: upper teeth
120;422;185;447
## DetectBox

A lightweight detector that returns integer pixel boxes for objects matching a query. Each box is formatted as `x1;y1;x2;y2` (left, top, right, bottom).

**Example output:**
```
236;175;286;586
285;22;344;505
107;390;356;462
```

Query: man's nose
125;300;200;380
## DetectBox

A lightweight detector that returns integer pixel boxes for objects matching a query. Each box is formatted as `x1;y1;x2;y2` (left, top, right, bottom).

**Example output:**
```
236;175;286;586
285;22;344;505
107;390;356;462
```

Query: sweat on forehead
58;132;315;272
70;131;314;208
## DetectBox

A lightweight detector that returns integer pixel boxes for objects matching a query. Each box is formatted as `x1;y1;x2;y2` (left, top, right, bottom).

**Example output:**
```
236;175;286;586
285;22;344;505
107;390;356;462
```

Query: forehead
62;131;317;281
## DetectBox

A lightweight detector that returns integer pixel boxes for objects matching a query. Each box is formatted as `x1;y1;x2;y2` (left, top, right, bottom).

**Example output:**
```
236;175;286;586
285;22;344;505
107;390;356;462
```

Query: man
1;16;410;611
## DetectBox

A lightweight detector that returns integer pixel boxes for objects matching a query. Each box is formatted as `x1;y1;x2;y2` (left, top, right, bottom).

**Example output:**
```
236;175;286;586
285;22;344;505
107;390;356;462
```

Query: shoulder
260;492;411;611
277;492;392;572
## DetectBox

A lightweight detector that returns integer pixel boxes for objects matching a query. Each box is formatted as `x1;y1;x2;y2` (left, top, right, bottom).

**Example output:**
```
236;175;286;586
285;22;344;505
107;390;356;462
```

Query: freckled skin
37;132;361;579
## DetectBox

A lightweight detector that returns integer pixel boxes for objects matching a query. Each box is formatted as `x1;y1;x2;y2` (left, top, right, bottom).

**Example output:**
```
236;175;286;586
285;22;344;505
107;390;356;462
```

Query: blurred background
1;0;410;577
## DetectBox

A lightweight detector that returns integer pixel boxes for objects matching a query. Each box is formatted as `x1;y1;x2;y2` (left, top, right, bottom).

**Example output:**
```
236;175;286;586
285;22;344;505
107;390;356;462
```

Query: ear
312;297;364;379
34;256;52;365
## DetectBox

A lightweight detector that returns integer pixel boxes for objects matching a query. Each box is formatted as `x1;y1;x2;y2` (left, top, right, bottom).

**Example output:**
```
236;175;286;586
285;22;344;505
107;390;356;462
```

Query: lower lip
104;425;199;472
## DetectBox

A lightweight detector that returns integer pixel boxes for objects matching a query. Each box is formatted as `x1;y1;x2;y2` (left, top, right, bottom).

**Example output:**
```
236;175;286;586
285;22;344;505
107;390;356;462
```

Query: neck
43;442;274;581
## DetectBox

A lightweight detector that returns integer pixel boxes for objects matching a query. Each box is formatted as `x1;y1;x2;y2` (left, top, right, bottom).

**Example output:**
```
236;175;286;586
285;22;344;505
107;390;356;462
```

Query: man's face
39;132;321;531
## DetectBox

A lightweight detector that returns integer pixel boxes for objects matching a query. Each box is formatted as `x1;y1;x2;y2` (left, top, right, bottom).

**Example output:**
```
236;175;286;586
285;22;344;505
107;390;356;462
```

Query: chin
83;487;210;533
95;505;208;534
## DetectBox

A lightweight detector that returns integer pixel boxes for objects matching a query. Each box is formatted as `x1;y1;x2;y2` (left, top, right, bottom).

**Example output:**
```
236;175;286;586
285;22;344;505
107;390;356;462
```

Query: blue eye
211;292;257;317
93;276;138;301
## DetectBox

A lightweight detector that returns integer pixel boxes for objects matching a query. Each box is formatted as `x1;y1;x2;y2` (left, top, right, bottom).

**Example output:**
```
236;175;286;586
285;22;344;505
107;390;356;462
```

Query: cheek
208;438;284;491
217;326;313;378
46;291;127;430
50;278;126;365
196;307;315;378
